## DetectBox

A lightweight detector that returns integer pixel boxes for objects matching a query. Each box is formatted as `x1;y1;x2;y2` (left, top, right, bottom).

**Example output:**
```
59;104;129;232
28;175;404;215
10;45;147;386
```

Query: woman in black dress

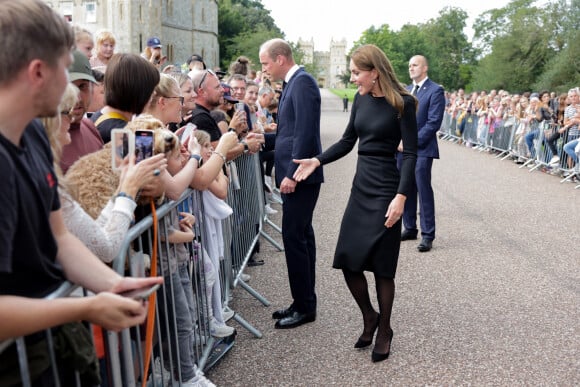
293;44;417;362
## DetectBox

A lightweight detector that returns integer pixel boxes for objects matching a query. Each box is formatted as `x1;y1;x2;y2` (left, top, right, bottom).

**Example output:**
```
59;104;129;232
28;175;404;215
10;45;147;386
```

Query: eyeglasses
165;96;184;105
197;69;217;91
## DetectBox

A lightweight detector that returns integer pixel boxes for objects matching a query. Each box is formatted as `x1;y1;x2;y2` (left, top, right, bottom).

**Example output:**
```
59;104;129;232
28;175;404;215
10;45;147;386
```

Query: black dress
317;93;417;277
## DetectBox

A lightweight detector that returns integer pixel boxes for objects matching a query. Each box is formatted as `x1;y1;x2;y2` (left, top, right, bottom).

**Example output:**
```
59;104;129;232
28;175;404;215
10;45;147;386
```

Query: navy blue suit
401;78;445;240
275;68;323;314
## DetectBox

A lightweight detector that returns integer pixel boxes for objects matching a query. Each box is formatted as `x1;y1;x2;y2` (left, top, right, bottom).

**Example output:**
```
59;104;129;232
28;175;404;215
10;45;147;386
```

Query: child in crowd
194;130;236;339
156;128;215;387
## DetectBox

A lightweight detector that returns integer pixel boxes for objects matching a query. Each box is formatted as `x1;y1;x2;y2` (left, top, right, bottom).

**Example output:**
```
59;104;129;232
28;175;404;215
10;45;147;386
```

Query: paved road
208;89;579;386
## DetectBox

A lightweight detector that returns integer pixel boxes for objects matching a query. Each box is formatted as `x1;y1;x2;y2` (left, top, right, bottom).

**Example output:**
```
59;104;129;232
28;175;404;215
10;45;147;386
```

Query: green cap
68;50;96;83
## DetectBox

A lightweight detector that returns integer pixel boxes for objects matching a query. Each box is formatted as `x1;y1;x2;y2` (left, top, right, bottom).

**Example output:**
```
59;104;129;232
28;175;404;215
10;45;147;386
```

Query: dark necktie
412;84;420;96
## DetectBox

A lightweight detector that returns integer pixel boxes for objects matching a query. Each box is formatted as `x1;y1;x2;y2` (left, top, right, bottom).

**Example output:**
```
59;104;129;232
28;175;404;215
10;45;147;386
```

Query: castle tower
329;38;347;88
297;38;315;65
296;36;348;88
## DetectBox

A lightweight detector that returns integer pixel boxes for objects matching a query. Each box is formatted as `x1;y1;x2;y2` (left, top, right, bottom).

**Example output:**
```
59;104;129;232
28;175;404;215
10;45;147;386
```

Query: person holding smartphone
45;84;167;262
0;6;163;386
187;69;263;162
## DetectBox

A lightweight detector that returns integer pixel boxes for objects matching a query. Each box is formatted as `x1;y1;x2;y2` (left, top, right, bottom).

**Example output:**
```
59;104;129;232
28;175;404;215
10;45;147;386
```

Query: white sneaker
171;373;216;387
239;273;251;282
549;155;560;165
265;204;278;215
147;357;170;387
209;318;235;338
222;308;235;321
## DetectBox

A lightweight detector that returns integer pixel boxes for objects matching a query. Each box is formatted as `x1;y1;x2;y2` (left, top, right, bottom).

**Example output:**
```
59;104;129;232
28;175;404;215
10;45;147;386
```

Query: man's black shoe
274;311;316;329
417;238;433;252
401;230;418;241
272;305;294;319
247;257;264;266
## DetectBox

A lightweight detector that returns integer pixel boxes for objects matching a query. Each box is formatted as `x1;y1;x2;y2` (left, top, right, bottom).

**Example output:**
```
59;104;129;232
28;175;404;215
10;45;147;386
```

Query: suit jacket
275;68;324;185
407;78;445;158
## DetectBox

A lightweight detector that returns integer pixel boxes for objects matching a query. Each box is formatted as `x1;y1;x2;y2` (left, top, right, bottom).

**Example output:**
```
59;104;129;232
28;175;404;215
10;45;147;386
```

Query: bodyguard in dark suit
400;55;445;252
259;38;323;328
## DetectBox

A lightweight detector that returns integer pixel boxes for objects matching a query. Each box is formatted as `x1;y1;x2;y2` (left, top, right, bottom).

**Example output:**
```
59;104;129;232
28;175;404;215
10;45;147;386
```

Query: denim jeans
563;139;579;164
525;128;540;158
161;263;197;381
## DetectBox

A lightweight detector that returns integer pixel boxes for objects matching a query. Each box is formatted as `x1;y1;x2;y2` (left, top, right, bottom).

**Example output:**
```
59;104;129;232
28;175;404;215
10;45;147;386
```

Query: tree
471;1;558;92
472;0;537;57
218;0;282;71
390;24;429;82
422;7;472;90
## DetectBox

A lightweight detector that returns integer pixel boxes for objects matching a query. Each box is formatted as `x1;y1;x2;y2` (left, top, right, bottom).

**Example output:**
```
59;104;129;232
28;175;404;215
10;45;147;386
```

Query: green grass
329;88;357;102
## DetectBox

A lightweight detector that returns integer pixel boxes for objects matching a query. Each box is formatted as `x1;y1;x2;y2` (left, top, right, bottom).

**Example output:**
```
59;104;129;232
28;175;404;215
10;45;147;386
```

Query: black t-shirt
0;120;65;298
187;104;222;142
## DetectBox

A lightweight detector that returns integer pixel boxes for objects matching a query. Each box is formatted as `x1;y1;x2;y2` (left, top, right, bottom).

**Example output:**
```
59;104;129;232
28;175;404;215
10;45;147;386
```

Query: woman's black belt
357;150;395;158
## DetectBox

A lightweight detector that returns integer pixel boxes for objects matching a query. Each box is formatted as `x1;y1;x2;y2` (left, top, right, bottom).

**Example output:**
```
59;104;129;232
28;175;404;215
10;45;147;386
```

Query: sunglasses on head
197;69;217;91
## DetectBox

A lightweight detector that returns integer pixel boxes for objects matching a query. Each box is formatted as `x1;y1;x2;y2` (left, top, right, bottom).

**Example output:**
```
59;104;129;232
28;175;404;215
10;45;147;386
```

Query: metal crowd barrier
438;111;580;187
220;153;283;338
0;282;80;387
0;151;285;385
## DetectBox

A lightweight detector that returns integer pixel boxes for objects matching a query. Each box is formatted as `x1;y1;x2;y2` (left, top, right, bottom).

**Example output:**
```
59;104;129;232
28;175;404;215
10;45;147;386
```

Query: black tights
343;269;395;354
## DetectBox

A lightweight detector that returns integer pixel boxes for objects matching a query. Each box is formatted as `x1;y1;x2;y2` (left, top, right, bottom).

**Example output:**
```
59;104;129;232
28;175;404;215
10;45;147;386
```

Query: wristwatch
190;154;201;162
115;191;135;202
241;140;249;153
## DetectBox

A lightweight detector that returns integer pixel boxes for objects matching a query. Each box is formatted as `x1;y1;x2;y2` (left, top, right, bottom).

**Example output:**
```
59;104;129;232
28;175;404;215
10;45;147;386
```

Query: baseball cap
68;50;97;83
221;83;238;103
146;37;162;48
187;54;206;70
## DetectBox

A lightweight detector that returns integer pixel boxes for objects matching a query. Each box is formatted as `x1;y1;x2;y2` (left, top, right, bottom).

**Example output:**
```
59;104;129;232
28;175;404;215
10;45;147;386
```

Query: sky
260;0;514;51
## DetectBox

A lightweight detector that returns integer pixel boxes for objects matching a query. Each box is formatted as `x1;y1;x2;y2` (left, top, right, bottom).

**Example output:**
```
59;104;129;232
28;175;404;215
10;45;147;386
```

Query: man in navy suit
259;38;323;328
400;55;445;252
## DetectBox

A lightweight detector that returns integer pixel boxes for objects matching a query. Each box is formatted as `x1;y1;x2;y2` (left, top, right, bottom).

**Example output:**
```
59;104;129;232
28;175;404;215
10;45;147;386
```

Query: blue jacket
275;68;324;185
408;78;445;158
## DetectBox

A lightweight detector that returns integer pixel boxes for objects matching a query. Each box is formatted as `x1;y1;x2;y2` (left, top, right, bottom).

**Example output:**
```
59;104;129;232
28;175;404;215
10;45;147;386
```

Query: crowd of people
0;2;285;386
445;87;580;177
7;2;576;386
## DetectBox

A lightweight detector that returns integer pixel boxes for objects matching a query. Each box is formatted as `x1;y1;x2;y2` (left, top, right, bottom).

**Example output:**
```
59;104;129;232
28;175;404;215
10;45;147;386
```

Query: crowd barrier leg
260;221;283;251
222;154;277;338
15;339;32;387
197;336;216;372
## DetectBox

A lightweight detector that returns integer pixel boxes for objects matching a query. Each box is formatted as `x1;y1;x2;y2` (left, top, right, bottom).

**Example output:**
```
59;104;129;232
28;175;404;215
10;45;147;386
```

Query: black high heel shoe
371;328;394;363
354;313;380;349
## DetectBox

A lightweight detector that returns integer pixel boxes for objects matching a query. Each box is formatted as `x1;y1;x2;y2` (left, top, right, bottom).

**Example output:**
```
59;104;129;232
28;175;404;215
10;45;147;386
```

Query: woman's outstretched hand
293;158;320;182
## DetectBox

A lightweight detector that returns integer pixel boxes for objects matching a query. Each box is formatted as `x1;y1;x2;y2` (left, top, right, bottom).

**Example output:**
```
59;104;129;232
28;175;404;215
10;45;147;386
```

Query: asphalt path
208;89;579;386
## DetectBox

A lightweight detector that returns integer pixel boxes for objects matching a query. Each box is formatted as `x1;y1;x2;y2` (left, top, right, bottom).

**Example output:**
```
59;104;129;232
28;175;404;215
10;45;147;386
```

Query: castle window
167;0;173;17
85;2;97;23
60;1;73;22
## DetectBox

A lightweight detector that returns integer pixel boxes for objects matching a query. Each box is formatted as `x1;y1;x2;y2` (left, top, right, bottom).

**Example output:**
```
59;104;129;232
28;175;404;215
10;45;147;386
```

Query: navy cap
221;83;238;103
146;37;162;48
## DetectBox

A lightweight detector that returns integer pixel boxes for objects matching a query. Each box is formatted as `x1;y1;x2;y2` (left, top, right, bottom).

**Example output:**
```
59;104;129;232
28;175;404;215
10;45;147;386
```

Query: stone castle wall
45;0;219;68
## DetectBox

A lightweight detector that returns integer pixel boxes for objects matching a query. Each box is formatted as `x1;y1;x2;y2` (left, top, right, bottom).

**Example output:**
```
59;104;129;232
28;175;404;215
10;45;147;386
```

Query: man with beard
60;50;104;173
188;69;263;159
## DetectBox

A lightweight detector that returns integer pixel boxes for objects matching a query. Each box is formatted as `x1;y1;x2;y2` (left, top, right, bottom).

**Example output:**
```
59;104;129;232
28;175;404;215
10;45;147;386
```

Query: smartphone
181;122;196;144
235;102;245;112
111;128;134;170
135;130;154;163
119;283;160;300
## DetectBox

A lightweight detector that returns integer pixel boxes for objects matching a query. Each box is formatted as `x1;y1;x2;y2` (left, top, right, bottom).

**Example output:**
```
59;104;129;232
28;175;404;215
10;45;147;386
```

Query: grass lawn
329;88;357;102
